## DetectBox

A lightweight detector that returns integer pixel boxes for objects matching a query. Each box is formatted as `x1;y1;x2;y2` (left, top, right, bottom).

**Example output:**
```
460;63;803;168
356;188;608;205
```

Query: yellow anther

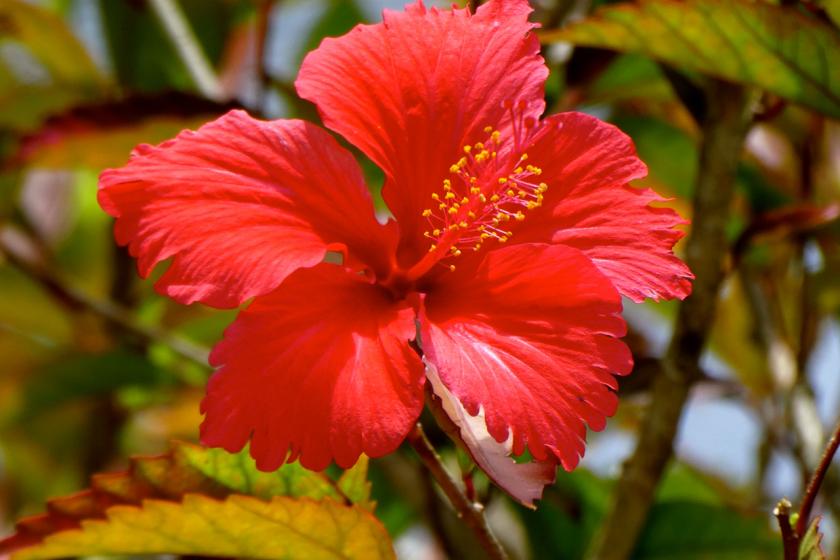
518;190;527;197
498;237;508;243
538;182;548;192
433;229;441;236
514;167;524;174
467;211;476;219
445;192;456;200
515;212;525;221
448;207;458;215
429;244;437;252
506;189;515;197
491;131;501;142
491;151;497;158
475;142;484;150
449;264;456;272
461;197;469;204
463;145;472;153
458;157;467;166
490;194;500;202
424;230;430;237
431;193;440;201
479;194;487;203
470;176;477;184
474;244;482;251
498;177;508;184
459;221;468;228
470;186;481;195
449;164;460;173
422;209;432;217
484;126;493;133
449;224;460;231
521;153;529;161
439;203;447;210
480;233;490;240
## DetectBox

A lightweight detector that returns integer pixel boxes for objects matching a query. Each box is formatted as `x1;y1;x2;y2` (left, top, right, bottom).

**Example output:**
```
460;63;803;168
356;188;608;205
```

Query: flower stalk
406;422;508;560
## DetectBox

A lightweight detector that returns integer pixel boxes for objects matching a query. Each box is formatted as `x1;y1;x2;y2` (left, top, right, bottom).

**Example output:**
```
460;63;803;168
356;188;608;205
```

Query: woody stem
406;422;508;560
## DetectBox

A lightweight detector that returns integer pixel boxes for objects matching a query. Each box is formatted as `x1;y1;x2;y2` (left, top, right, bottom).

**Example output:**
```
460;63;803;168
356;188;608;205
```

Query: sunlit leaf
12;494;393;560
0;441;373;553
586;54;675;105
543;0;840;118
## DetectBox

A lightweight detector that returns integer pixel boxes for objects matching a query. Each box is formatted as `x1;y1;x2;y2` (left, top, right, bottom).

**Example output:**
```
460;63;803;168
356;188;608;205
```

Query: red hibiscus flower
98;0;692;501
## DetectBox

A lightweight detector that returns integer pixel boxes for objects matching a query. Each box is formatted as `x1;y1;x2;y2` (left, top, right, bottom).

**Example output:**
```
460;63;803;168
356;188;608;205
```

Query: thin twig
148;0;225;101
588;79;756;560
0;229;210;370
406;422;508;560
797;417;840;537
774;499;799;560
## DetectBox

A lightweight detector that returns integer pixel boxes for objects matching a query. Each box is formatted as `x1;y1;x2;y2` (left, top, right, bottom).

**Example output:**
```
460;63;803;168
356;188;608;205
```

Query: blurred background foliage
0;0;839;559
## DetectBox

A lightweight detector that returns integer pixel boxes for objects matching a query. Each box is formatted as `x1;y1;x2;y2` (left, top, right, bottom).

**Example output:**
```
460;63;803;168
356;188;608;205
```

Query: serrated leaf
542;0;840;118
0;441;373;554
800;516;826;560
337;455;374;509
12;495;394;560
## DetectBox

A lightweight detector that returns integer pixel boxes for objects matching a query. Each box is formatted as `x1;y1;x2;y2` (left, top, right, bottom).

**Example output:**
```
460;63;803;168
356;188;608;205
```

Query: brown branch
588;79;755;560
406;422;508;560
796;417;840;538
0;228;210;370
774;499;799;560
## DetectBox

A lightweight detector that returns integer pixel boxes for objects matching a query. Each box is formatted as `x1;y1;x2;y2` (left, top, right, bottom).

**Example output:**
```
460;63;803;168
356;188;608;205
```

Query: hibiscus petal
296;0;546;258
200;263;424;471
517;112;693;302
425;360;556;508
420;243;632;471
99;110;395;308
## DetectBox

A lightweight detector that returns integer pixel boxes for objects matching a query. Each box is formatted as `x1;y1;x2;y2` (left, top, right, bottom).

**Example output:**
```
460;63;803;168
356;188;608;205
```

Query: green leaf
633;501;782;559
800;516;826;560
517;469;611;560
337;455;375;509
542;0;840;118
12;495;394;560
14;352;173;422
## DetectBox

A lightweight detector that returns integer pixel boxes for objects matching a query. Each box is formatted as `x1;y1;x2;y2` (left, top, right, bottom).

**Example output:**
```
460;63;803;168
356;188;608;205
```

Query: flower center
420;122;547;270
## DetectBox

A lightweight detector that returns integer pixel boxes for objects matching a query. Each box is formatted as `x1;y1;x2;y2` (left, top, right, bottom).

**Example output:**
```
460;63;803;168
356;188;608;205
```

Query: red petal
296;0;546;259
420;243;632;471
99;110;395;308
200;263;424;471
516;112;692;302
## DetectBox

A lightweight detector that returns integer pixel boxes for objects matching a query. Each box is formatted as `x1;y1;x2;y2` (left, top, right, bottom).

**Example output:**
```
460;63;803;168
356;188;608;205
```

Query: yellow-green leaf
0;0;103;86
0;441;373;554
12;495;394;560
542;0;840;118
